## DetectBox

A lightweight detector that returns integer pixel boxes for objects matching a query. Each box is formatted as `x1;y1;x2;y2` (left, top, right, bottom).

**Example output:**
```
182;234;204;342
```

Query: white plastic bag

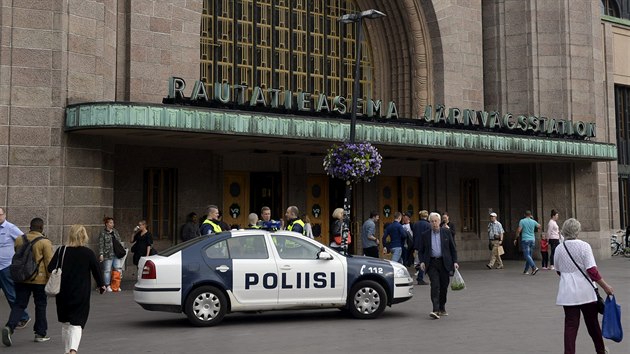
450;268;465;291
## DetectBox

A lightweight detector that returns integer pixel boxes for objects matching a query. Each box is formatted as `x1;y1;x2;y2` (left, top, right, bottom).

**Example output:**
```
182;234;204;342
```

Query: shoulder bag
112;236;126;259
45;246;66;297
563;242;605;314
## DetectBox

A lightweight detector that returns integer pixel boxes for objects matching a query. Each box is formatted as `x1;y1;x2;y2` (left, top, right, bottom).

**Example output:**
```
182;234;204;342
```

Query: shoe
523;271;531;275
429;312;440;319
34;334;50;342
549;266;555;270
531;268;540;276
496;266;504;269
417;280;428;285
542;267;548;270
438;310;449;316
2;326;12;347
106;286;113;292
15;318;31;329
486;264;492;269
115;287;121;292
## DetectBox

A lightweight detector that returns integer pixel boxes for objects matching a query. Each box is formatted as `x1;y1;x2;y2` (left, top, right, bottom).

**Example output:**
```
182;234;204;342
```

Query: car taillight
142;260;156;279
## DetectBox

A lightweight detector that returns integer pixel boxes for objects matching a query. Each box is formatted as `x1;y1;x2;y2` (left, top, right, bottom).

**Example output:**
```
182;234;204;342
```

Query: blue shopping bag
602;295;623;343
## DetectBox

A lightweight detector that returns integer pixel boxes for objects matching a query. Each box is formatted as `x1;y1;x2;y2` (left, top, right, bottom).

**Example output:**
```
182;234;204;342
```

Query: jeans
521;240;537;272
390;247;403;264
0;267;29;322
102;257;124;286
7;283;47;335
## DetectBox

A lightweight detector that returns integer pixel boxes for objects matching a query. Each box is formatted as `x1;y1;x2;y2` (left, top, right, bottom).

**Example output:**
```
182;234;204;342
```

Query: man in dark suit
419;212;459;319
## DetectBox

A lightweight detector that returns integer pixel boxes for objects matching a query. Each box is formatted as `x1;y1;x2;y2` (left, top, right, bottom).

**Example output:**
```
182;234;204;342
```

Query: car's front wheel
184;285;227;327
348;280;387;319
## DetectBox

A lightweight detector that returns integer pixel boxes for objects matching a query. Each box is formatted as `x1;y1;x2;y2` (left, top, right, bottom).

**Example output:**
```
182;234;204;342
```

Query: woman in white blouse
554;218;614;354
547;209;561;270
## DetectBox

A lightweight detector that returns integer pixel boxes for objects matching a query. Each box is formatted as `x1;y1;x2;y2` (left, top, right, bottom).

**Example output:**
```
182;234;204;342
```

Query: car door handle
215;265;230;272
279;265;292;270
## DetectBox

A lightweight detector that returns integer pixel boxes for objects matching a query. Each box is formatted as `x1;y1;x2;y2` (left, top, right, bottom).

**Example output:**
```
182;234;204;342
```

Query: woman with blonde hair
48;225;105;354
330;208;351;250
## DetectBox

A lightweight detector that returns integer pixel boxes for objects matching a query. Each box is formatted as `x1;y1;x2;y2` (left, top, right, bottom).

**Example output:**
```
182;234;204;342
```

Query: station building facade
2;0;630;261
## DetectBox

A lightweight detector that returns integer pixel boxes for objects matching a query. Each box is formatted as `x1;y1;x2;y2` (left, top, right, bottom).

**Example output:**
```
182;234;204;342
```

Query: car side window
227;235;268;259
272;235;321;259
205;240;229;259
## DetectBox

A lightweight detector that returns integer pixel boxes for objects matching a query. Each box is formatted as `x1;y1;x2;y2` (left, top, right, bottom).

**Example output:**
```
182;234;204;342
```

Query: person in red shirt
540;234;549;269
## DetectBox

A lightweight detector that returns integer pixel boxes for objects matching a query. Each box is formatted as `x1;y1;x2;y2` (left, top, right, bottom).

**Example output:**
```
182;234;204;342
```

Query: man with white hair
486;212;505;269
418;212;459;319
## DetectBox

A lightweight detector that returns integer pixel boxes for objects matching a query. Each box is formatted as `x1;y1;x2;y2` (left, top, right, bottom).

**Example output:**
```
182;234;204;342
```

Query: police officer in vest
284;206;306;235
200;205;226;235
246;213;260;229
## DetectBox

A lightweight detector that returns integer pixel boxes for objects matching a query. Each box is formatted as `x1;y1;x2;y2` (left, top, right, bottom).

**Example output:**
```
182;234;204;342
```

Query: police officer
285;206;305;235
246;213;260;229
200;205;225;235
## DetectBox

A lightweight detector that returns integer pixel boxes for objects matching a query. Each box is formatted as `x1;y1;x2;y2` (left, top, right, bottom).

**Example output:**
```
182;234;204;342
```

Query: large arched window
601;0;620;17
200;0;374;104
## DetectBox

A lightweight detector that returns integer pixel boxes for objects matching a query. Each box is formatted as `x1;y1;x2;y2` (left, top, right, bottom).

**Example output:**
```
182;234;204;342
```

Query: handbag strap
563;242;596;291
55;246;66;269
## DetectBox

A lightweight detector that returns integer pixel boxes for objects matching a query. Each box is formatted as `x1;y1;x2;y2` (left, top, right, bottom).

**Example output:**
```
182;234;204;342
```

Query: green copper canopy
65;103;617;161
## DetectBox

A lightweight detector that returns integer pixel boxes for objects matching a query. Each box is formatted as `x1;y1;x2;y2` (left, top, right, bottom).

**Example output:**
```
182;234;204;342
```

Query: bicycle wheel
611;242;621;256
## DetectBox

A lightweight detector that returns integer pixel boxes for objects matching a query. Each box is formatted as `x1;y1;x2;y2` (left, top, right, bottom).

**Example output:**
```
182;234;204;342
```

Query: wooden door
223;172;250;229
378;176;399;258
306;175;329;244
401;177;421;221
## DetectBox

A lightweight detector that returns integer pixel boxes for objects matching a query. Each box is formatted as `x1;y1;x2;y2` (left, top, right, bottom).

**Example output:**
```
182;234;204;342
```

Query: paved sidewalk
0;257;628;353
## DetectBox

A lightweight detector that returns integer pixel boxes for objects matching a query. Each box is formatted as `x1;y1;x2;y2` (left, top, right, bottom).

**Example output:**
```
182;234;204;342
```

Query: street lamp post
338;9;386;255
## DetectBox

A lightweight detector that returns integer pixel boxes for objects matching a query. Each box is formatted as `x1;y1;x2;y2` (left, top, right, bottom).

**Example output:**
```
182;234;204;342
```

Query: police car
133;230;413;326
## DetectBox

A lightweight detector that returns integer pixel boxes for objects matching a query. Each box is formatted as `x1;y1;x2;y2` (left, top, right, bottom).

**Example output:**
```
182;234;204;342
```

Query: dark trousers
549;239;560;265
541;251;549;268
427;258;449;312
563;302;606;354
363;246;379;258
6;283;47;336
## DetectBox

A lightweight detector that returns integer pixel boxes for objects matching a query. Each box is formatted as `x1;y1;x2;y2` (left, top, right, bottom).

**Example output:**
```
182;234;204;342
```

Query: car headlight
395;266;410;278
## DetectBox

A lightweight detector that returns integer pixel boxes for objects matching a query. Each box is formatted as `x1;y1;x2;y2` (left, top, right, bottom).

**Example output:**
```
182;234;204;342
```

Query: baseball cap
490;212;497;217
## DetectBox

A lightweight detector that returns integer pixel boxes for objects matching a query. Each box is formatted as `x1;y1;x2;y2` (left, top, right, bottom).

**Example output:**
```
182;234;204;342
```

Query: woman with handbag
48;225;106;354
97;217;124;292
554;218;614;354
130;220;155;267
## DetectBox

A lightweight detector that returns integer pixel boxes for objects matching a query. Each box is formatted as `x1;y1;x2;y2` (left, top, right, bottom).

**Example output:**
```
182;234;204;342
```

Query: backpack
10;235;45;282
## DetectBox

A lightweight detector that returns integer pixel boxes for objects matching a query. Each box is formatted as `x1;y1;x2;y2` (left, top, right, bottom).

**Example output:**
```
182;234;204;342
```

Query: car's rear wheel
184;286;227;327
348;280;387;319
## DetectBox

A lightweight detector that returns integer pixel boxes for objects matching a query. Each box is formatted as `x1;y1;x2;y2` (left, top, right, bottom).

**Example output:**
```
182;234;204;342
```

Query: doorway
250;172;283;221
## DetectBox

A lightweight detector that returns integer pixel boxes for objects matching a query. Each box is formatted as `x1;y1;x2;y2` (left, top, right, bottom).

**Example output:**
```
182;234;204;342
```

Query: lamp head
360;9;386;19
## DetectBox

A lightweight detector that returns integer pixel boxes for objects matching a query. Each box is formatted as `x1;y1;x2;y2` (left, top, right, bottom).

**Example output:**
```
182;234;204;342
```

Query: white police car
133;230;413;326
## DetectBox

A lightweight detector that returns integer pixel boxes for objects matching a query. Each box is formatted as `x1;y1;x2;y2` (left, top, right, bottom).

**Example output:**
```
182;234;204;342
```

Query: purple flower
323;142;382;183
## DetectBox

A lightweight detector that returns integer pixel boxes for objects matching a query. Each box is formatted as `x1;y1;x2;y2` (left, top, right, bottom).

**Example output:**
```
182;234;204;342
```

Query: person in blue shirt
515;210;542;275
382;212;406;264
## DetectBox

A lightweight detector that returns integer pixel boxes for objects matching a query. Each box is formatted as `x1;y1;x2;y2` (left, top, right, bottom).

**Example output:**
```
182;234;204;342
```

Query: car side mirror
317;247;333;260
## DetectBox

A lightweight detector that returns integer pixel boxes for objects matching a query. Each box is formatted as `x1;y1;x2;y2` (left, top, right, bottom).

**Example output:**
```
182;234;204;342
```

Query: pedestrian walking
411;210;430;285
97;217;124;292
49;224;106;354
2;218;53;346
0;207;30;329
515;210;541;275
302;214;314;239
547;209;561;270
382;212;406;264
440;212;456;240
554;218;614;354
419;212;459;319
486;212;505;269
361;211;380;258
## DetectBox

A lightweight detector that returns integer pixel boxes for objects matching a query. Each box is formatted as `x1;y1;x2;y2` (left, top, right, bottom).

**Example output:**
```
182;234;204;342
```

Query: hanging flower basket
323;142;382;183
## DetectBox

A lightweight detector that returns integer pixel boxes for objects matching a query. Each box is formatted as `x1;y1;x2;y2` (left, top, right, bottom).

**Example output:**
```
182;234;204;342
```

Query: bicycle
610;230;630;257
